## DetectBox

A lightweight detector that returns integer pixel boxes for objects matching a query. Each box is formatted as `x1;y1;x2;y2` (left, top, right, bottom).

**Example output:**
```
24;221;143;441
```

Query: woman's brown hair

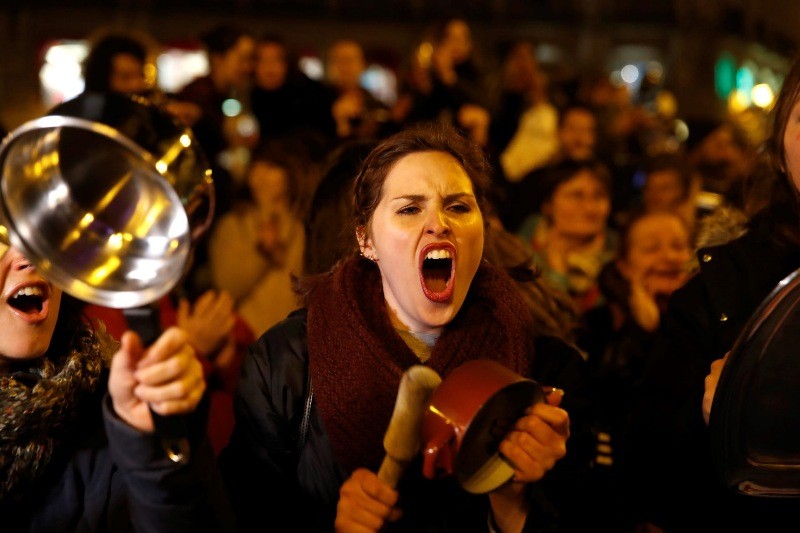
750;56;800;247
352;121;493;232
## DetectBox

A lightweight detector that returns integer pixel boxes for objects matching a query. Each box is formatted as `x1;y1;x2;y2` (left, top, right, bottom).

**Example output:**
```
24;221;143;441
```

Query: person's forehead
259;44;284;58
227;38;254;57
382;152;473;193
563;109;595;126
112;53;142;67
632;215;686;236
558;170;604;189
446;20;470;37
331;43;362;59
648;169;682;183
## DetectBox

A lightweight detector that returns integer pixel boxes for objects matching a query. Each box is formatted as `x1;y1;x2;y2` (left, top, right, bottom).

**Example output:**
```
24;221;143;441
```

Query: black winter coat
628;221;800;531
3;374;234;533
219;310;593;532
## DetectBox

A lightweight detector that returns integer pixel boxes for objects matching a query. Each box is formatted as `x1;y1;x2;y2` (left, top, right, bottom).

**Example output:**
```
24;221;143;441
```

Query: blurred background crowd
0;1;797;529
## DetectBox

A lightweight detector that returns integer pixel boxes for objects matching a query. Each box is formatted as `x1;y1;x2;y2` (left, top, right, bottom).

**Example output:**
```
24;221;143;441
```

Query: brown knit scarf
307;257;536;474
0;327;115;501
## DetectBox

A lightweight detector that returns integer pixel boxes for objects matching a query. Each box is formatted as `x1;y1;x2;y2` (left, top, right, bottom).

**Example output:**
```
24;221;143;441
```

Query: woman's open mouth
6;284;49;323
419;243;456;303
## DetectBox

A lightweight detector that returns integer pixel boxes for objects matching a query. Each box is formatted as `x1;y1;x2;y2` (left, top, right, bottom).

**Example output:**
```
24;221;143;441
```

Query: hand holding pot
421;359;550;494
498;387;570;484
489;389;569;533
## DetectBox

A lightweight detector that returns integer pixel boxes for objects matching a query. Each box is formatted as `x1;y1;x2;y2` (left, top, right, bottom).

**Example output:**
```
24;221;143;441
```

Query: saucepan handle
123;305;190;465
422;424;456;480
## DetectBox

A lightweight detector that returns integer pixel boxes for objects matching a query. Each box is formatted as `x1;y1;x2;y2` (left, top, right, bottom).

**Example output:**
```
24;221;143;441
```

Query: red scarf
307;257;536;474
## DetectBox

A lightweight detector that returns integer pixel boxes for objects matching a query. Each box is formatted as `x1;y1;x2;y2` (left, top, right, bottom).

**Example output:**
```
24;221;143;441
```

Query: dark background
0;0;797;129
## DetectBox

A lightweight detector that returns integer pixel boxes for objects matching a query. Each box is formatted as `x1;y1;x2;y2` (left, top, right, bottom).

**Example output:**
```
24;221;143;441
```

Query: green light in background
736;61;756;93
735;61;756;107
715;52;736;100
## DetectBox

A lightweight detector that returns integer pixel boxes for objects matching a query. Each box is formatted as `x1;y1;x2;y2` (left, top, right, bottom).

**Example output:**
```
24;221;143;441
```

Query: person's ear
356;226;378;262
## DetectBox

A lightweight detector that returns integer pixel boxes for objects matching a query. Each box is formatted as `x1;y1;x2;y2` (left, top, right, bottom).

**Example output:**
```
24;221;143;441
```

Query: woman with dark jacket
0;242;233;531
629;57;800;530
220;123;587;531
576;210;692;531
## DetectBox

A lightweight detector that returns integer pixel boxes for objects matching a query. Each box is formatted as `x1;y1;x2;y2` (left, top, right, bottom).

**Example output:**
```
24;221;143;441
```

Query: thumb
109;331;146;413
113;330;145;375
544;387;564;407
109;331;157;432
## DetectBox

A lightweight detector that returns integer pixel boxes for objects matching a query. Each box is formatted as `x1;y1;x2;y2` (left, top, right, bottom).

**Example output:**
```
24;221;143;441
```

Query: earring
360;251;378;262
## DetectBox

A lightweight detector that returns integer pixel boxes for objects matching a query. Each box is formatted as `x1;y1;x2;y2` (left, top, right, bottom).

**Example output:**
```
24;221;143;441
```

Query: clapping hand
176;290;236;362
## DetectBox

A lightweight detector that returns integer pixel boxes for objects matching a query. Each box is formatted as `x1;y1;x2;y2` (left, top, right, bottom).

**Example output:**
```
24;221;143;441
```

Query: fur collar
0;327;115;501
695;206;748;250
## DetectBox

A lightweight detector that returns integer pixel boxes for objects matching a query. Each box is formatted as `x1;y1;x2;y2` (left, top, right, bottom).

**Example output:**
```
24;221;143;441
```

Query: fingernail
539;386;564;406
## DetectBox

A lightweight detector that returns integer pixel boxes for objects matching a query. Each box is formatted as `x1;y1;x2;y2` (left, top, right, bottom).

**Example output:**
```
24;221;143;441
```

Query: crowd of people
2;12;800;532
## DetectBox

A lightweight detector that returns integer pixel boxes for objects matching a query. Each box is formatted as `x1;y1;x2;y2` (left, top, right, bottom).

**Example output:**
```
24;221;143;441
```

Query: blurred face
255;42;288;90
545;170;610;240
699;126;740;165
359;151;485;334
503;42;540;93
0;246;62;370
558;109;596;161
506;42;535;69
618;213;692;297
109;53;147;95
589;79;616;107
782;98;800;192
327;41;365;91
213;35;256;90
248;161;289;211
643;169;686;212
440;19;472;64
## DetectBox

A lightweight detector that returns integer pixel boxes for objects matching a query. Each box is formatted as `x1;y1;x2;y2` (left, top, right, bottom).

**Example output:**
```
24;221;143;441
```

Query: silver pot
0;93;213;307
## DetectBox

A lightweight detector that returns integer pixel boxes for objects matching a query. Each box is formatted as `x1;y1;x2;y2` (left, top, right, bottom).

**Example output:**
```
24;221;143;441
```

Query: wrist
110;396;151;433
489;481;528;533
